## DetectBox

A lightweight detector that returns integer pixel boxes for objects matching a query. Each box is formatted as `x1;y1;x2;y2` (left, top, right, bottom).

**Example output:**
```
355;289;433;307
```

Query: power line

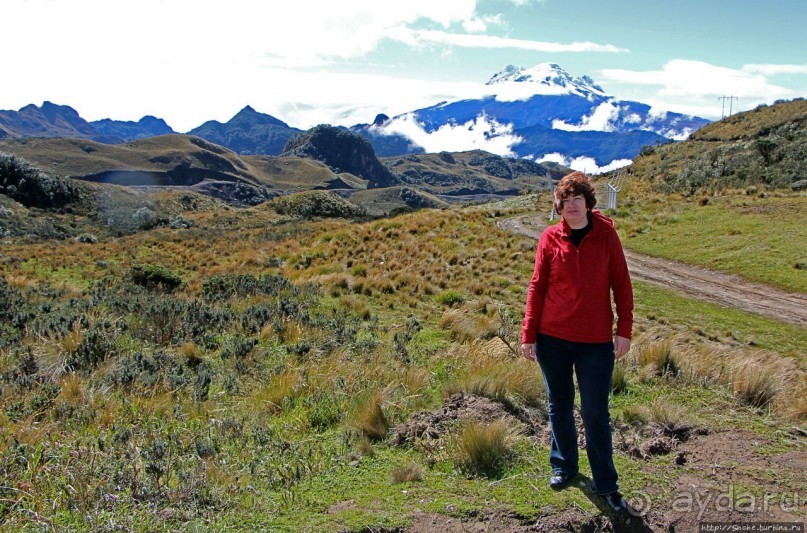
718;96;738;118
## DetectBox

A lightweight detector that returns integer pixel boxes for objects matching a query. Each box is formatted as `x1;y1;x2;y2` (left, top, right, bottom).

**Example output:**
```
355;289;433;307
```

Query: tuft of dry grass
633;337;679;379
611;361;629;394
250;371;304;415
443;345;545;410
648;398;688;430
731;359;780;409
440;305;499;343
356;435;376;458
391;461;425;484
456;419;516;476
349;391;390;441
57;373;86;407
619;404;650;426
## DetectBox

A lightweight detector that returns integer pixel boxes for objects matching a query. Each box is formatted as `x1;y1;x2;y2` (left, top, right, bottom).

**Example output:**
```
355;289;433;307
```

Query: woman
521;171;633;513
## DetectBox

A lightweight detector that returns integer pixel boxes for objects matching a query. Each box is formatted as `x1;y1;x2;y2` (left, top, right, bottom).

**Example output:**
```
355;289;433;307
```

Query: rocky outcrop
281;125;398;188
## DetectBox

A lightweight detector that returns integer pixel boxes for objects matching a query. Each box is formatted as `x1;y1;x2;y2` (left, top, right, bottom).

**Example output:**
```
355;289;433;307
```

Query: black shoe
549;472;574;489
602;491;627;513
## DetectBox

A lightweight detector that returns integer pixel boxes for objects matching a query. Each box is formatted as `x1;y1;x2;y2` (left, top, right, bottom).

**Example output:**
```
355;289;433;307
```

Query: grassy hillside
0;137;564;213
0;189;804;530
0;135;346;194
624;98;807;194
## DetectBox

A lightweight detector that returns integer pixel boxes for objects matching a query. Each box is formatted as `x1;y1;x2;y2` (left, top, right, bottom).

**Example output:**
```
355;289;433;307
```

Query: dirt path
498;215;807;328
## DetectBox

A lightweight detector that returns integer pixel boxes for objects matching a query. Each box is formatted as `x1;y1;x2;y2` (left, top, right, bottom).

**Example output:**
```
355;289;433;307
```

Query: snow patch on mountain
487;63;607;102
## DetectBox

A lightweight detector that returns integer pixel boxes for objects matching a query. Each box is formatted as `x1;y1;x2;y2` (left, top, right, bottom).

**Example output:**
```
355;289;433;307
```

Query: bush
129;263;183;292
201;273;295;301
435;290;466;306
0;152;84;209
270;191;368;219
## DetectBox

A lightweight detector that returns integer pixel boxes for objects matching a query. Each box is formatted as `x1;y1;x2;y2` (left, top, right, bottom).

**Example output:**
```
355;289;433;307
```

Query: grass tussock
731;359;781;410
443;343;545;410
456;419;516;476
391;461;425;484
611;361;629;394
633;337;679;378
349;391;390;441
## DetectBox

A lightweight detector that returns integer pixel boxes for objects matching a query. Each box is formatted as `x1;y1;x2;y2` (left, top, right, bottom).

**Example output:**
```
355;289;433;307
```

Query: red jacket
521;210;633;344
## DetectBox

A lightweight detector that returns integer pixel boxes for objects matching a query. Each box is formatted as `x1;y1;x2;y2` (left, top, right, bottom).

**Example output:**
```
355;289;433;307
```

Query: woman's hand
614;335;631;360
522;343;536;362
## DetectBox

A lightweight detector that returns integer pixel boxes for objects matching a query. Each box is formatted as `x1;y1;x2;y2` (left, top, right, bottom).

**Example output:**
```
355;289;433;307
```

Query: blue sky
2;0;805;132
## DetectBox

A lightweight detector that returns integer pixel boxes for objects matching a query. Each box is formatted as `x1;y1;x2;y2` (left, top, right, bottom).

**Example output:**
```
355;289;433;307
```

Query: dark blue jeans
536;333;618;495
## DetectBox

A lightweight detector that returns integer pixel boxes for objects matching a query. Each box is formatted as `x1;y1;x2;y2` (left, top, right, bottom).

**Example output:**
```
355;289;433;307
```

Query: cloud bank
378;113;523;156
551;101;620;132
597;59;803;119
536;153;631;175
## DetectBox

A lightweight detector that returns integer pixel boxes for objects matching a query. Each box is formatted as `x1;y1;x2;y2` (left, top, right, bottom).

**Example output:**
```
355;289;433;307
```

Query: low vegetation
0;100;805;530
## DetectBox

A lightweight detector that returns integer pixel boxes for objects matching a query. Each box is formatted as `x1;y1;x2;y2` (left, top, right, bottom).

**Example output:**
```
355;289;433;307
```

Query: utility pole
718;96;738;118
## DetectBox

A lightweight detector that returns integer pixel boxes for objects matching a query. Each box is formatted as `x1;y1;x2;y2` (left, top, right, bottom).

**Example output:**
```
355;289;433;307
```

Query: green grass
1;190;805;530
634;281;807;363
616;194;807;292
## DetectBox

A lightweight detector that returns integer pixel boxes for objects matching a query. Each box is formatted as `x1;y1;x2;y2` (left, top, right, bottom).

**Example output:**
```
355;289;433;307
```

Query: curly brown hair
554;171;597;213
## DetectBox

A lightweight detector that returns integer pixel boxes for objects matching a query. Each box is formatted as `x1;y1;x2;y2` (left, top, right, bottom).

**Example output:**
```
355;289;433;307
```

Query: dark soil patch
616;421;707;461
407;509;613;532
391;393;545;446
630;429;807;532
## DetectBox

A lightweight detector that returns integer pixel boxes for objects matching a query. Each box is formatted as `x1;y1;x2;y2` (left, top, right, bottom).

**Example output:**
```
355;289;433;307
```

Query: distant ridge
92;116;175;142
0;101;97;139
0;102;175;143
188;106;302;156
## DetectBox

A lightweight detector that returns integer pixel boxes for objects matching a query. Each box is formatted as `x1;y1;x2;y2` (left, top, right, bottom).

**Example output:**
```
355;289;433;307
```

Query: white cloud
0;0;627;131
742;63;807;76
536;153;568;165
537;153;631;175
379;113;522;156
390;28;626;53
462;14;506;33
597;59;801;119
551;101;620;132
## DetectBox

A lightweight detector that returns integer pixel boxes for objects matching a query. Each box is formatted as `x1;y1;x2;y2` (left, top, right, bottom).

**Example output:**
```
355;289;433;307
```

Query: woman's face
559;194;588;228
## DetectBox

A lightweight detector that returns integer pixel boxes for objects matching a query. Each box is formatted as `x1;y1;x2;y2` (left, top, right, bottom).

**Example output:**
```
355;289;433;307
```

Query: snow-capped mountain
356;63;711;170
486;63;607;99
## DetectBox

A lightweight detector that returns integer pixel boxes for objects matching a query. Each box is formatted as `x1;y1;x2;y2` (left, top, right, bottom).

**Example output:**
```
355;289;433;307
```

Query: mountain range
0;64;710;168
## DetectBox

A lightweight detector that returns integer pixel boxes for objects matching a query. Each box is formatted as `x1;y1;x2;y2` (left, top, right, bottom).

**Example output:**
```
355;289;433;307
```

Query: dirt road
498;215;807;328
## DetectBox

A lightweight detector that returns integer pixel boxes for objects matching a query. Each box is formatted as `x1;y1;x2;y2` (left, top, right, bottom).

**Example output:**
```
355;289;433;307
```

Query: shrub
75;233;98;244
435;290;466;306
0;152;84;209
219;334;257;360
201;273;296;301
129;263;183;292
270;190;368;219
